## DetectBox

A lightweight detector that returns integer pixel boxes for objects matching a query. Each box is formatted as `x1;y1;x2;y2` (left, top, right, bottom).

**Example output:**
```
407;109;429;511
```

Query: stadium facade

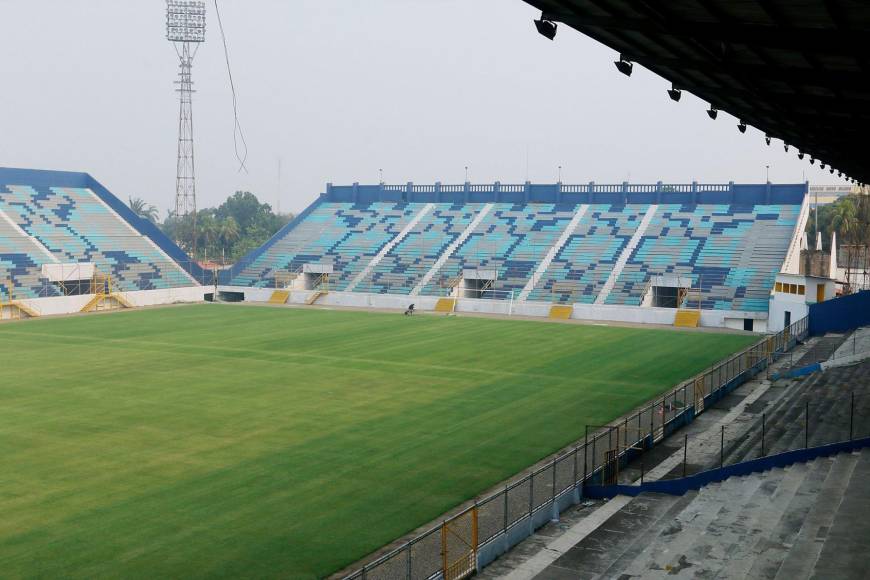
1;167;812;331
220;180;809;332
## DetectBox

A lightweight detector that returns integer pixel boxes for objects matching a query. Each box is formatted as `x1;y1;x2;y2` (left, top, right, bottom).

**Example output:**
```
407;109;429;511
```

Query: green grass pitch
0;304;757;578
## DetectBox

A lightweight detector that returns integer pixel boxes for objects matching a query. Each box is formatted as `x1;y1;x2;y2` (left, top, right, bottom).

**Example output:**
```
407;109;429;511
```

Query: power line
213;0;249;174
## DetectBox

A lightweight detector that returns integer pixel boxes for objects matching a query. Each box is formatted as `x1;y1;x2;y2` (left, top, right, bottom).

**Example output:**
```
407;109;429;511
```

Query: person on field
404;303;415;316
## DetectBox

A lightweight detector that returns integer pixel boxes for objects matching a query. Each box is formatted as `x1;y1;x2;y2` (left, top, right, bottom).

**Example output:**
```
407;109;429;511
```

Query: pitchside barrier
343;315;809;580
583;391;870;498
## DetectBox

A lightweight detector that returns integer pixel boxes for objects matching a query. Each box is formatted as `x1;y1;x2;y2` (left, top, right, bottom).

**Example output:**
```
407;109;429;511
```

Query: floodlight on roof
737;120;747;133
765;134;771;146
534;16;557;40
614;55;633;76
667;85;682;102
798;151;804;160
810;157;815;165
820;162;826;170
707;106;718;120
166;0;206;43
784;143;789;152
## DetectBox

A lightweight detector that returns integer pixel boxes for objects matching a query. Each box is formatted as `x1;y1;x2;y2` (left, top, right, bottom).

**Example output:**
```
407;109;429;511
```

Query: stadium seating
0;214;53;300
417;203;579;297
355;203;481;295
605;203;801;311
230;202;419;289
525;204;645;303
0;170;198;299
224;183;807;318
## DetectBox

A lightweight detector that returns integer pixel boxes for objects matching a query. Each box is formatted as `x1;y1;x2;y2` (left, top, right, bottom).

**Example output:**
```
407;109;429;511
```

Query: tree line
128;192;294;264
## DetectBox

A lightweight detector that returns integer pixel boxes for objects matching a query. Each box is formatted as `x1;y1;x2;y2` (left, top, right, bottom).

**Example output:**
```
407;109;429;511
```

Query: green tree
220;216;240;248
128;197;159;224
160;191;293;263
831;199;859;288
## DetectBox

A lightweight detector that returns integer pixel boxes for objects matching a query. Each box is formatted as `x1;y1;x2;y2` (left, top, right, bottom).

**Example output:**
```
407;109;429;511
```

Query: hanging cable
214;0;249;173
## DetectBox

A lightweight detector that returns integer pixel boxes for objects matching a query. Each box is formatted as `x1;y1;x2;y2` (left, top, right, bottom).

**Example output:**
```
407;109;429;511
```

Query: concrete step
740;456;834;578
611;453;854;580
594;492;698;578
809;448;870;580
774;451;860;580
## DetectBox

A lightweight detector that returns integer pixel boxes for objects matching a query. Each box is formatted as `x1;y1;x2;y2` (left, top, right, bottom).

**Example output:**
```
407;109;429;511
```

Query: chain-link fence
343;317;809;580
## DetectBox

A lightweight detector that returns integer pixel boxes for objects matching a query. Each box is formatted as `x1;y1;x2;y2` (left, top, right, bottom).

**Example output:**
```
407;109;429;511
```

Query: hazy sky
0;0;847;216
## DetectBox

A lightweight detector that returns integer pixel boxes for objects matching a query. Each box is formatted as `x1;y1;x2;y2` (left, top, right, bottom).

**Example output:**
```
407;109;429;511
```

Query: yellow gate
603;448;620;485
694;376;706;413
441;507;478;580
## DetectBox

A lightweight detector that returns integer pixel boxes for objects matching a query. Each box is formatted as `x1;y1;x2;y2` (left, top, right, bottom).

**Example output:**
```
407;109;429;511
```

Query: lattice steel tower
166;0;206;249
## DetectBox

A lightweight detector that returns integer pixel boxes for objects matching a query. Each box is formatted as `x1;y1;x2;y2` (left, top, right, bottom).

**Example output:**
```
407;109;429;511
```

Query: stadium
2;2;870;580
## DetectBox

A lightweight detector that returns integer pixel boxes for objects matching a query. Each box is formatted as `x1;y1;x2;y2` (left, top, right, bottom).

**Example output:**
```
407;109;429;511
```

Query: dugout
302;263;333;290
460;269;498;299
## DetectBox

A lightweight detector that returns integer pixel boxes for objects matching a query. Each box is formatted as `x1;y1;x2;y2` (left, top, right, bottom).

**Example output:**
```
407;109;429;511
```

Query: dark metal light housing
707;106;718;120
737;121;747;133
614;56;633;76
765;135;771;146
667;86;682;102
534;18;557;40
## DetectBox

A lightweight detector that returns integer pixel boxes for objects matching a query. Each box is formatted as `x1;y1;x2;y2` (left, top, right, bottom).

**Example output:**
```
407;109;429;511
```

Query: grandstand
222;181;808;331
0;168;205;317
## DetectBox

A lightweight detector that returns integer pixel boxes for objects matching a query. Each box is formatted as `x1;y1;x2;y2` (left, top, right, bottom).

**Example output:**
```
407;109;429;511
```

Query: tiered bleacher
525;204;644;303
417;203;578;298
357;203;480;295
605;203;801;311
0;168;200;301
225;182;806;318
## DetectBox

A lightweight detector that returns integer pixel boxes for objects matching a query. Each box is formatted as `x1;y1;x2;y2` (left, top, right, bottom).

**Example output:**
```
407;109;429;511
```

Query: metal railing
343;316;809;580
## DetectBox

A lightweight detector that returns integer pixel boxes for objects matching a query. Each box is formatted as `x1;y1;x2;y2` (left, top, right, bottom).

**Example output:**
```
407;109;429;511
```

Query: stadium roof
523;0;870;184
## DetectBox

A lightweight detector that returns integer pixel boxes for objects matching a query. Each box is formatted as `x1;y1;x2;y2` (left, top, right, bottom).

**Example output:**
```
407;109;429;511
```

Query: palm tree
831;199;858;291
220;217;240;257
196;214;219;261
128;197;159;224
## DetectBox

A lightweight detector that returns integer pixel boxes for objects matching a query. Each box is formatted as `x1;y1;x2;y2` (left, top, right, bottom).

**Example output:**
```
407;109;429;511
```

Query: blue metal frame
809;290;870;335
583;436;870;498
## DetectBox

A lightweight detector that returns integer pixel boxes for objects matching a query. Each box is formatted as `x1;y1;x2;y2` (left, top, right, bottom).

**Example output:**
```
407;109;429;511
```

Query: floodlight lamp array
166;0;206;43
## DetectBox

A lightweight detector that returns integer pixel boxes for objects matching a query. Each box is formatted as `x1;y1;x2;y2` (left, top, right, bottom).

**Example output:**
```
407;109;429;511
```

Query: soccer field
0;304;757;578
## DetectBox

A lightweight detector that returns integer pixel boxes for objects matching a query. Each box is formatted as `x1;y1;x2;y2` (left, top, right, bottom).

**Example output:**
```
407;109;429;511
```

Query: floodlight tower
166;0;206;253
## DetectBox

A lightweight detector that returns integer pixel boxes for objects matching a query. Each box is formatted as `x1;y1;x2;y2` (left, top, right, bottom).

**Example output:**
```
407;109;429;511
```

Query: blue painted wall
323;181;807;206
809;290;870;335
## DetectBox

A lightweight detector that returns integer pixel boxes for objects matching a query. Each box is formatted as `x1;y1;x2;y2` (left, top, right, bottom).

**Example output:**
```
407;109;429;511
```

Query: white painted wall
14;286;206;317
223;286;768;331
768;293;809;333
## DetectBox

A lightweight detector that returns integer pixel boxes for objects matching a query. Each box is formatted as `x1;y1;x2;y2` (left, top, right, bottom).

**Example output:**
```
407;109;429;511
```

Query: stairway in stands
719;333;867;467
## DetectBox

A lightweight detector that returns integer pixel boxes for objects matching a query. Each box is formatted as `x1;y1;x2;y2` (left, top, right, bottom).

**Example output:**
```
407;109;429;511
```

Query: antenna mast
166;0;206;255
